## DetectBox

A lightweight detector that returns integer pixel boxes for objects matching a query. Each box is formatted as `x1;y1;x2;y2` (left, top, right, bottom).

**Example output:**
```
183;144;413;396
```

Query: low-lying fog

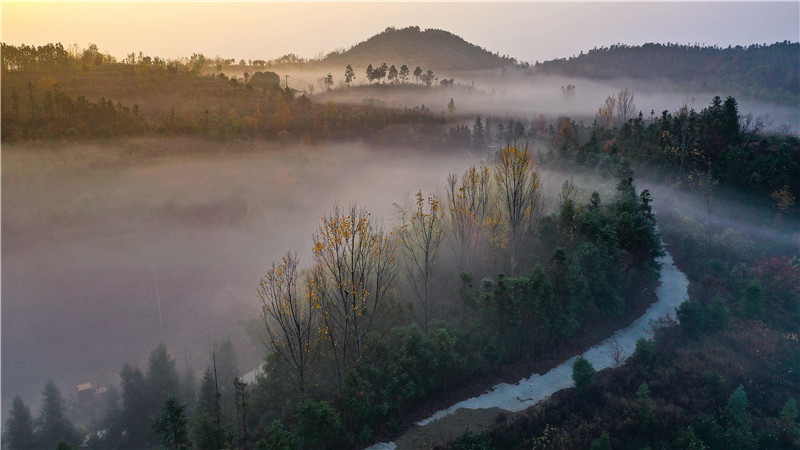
4;136;797;416
1;139;486;412
304;70;799;132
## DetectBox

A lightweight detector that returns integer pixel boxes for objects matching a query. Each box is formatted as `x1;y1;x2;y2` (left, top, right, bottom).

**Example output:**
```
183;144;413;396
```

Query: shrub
572;356;596;392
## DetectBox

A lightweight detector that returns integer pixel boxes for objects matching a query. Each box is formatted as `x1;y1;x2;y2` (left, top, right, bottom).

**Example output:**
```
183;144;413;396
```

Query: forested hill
534;41;799;105
320;26;516;71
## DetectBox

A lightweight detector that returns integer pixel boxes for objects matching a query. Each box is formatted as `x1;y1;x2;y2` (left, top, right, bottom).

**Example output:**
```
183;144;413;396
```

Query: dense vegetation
0;42;445;144
444;94;799;214
446;187;799;450
532;41;800;105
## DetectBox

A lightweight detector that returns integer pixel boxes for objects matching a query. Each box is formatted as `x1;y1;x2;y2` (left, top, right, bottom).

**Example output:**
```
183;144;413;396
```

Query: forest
532;42;799;106
2;34;798;450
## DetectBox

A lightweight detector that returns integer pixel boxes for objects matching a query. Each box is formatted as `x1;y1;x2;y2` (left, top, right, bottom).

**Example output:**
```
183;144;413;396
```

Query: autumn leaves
258;145;544;394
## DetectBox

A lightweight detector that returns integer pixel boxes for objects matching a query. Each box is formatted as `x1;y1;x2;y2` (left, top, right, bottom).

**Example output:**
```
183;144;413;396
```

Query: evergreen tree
152;396;189;449
193;413;231;450
36;380;82;449
399;64;409;83
146;344;180;420
365;64;374;84
472;116;485;148
413;66;422;84
196;367;218;419
4;396;36;449
120;363;152;447
344;64;355;84
571;356;596;393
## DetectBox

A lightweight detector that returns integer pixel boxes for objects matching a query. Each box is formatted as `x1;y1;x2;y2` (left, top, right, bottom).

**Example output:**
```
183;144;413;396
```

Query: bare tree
596;94;616;128
257;252;319;394
445;166;492;272
607;337;624;368
616;87;636;124
692;167;719;219
494;145;543;274
313;203;397;390
398;191;446;333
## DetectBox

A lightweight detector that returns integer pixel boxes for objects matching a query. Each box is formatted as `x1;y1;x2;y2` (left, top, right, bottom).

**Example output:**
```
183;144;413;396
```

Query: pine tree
472;116;485;148
36;380;82;449
152;396;189;449
4;396;36;449
120;363;151;447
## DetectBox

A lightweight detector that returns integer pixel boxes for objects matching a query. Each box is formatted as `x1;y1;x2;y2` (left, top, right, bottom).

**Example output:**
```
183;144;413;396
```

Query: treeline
1;64;445;142
4;341;243;449
532;41;800;105
449;178;800;450
2;42;247;75
358;63;442;87
570;95;798;211
445;94;798;212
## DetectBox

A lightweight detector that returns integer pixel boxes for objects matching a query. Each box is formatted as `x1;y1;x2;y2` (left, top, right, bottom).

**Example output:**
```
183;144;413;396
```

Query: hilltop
319;26;516;71
533;41;800;105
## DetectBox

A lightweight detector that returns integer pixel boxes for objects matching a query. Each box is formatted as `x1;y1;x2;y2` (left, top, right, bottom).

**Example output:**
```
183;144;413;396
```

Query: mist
310;70;799;132
1;138;486;412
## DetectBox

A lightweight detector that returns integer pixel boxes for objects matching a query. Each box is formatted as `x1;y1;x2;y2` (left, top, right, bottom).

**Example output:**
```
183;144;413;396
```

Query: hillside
533;41;800;105
320;26;515;71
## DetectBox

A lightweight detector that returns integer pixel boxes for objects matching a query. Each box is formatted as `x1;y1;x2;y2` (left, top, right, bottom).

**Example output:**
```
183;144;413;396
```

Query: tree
571;356;596;393
4;396;36;449
633;338;656;365
596;94;615;128
146;344;181;416
590;431;612;450
152;396;189;450
445;166;491;272
398;191;446;333
387;64;398;84
120;363;151;447
616;87;636;124
257;252;319;393
313;203;397;390
676;299;706;337
447;98;456;121
399;64;409;83
193;413;232;450
741;282;765;319
36;380;82;449
323;73;333;90
471;116;486;149
423;69;435;87
297;400;341;449
413;66;422;84
378;62;388;83
724;385;754;447
196;367;218;419
365;64;374;84
344;64;355;85
494;145;544;274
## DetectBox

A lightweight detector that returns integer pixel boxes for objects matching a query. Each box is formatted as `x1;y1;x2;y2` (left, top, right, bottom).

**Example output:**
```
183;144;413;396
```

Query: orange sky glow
2;2;799;64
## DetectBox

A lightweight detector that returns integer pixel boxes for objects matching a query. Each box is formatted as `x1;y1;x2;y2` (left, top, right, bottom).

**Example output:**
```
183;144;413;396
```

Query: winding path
368;249;689;449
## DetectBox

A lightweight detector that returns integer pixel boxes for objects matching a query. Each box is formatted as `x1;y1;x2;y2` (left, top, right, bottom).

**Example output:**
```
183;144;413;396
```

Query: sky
2;2;798;64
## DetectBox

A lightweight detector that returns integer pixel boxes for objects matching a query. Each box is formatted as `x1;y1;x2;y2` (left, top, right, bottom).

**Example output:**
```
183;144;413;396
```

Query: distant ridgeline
533;42;800;105
320;26;517;71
